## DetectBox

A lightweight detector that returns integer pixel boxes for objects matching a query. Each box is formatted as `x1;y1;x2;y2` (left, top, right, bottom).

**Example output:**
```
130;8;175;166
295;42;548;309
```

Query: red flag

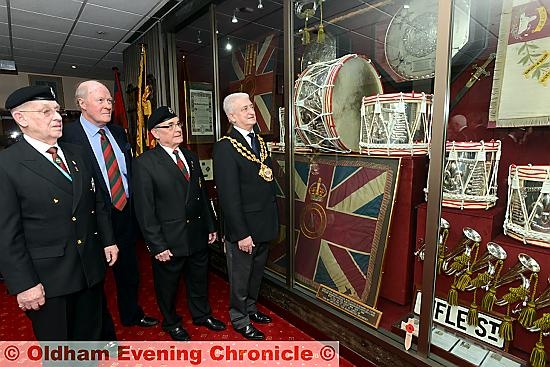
112;67;129;130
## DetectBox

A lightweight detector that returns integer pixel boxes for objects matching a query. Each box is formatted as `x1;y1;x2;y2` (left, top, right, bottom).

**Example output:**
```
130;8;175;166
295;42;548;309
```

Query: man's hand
238;236;254;254
17;284;45;311
208;232;217;244
104;245;119;266
155;249;174;262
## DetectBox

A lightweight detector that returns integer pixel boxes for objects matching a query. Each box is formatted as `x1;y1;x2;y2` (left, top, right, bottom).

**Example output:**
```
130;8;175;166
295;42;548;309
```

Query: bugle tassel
519;273;539;328
481;260;504;312
499;303;514;342
530;332;547;367
448;275;459;307
457;243;480;291
468;289;479;327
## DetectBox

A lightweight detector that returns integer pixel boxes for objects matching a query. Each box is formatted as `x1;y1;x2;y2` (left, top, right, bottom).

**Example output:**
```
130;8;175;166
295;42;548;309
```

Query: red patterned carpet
0;248;360;366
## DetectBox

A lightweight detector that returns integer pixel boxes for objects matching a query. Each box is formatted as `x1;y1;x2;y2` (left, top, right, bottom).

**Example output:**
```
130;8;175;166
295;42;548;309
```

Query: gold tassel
302;17;310;45
317;0;325;44
520;274;539;328
317;23;325;44
448;276;459;306
530;334;547;367
499;305;514;342
482;287;497;312
519;301;537;328
468;290;479;327
481;260;503;312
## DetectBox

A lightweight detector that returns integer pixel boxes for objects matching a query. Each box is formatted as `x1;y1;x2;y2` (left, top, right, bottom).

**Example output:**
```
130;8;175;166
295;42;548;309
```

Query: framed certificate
185;82;214;143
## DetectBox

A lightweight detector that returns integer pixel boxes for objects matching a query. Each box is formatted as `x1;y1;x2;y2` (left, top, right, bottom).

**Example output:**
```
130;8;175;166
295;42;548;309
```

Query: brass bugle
513;278;550;316
442;227;481;275
492;253;540;290
464;242;507;290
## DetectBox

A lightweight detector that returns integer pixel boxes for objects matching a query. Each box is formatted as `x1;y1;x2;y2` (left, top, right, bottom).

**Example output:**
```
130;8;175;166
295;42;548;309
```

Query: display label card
316;285;382;328
451;340;489;365
431;326;460;351
480;351;521;367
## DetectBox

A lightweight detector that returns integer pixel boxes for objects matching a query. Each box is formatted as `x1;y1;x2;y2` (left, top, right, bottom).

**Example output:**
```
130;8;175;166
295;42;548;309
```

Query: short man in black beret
132;106;226;341
0;85;119;340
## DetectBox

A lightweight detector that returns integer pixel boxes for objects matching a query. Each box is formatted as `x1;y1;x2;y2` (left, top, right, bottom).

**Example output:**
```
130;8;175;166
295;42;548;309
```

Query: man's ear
11;111;28;128
150;129;160;140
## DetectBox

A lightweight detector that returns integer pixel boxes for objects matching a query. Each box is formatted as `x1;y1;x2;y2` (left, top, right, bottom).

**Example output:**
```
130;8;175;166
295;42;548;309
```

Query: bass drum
294;54;383;152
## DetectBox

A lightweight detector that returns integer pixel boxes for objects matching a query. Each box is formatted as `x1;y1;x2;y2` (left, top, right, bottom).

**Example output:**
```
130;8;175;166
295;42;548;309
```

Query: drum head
332;56;383;151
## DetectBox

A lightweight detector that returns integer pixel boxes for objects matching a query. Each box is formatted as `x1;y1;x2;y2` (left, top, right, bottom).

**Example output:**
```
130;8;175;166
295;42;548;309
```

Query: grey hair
223;92;250;119
74;80;104;110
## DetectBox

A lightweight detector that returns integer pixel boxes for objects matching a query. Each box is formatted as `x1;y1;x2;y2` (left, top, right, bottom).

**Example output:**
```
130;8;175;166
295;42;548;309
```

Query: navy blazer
212;128;278;243
0;140;115;298
132;145;216;256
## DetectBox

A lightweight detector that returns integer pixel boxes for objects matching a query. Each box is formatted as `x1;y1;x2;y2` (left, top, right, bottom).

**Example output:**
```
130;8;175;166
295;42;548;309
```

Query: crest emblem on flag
268;154;400;307
229;34;278;134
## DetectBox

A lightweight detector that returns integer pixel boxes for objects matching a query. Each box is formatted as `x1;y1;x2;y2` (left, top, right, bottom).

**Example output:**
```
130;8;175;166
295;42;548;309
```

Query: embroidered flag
229;34;278;134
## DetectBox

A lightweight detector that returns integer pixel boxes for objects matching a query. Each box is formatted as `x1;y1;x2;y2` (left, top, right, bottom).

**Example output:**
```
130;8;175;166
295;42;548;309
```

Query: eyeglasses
19;108;61;118
95;98;114;105
154;122;182;130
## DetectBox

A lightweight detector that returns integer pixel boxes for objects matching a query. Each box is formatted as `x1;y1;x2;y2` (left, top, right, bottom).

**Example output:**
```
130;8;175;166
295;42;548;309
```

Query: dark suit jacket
132;145;215;257
0;140;115;298
212;128;278;243
61;121;136;243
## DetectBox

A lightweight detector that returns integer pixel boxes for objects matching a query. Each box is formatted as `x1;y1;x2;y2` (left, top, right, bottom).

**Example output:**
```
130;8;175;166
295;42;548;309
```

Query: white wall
0;72;114;110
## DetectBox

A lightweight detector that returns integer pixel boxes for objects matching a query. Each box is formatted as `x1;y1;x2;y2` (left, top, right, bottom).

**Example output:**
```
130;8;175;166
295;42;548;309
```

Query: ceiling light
403;4;410;9
197;30;202;44
225;38;233;51
257;0;263;9
232;9;238;23
71;65;77;69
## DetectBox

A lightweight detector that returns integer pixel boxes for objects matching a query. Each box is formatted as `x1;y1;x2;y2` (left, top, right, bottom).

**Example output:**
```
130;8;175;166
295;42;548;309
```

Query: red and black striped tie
173;149;190;181
98;129;127;211
47;146;70;175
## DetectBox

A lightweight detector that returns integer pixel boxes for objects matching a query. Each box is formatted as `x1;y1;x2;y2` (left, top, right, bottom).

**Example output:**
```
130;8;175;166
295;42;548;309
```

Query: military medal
220;134;273;182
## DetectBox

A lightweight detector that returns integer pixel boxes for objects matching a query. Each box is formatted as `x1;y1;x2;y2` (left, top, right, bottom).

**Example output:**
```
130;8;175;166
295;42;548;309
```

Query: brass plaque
316;285;383;328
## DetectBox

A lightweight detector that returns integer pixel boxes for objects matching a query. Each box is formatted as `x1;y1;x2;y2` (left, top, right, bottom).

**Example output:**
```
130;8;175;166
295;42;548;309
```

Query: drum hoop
446;140;501;152
362;92;432;104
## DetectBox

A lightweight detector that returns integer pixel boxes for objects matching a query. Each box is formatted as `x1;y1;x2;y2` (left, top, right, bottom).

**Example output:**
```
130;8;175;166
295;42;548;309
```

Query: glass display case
154;0;550;365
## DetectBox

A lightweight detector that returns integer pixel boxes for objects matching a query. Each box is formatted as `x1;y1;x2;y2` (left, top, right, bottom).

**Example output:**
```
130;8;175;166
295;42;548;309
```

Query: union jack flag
268;154;399;306
229;34;277;134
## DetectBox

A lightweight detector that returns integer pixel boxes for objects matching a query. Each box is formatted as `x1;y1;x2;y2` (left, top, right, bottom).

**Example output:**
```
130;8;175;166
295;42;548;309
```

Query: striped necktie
47;146;70;175
98;129;127;211
173;149;190;181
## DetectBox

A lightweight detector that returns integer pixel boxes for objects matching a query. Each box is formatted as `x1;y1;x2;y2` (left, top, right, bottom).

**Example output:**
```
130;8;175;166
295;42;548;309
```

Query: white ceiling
0;0;176;79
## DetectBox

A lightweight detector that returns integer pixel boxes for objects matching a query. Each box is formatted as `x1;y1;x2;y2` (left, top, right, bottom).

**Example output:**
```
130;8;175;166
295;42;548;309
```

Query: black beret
147;106;177;130
5;85;57;110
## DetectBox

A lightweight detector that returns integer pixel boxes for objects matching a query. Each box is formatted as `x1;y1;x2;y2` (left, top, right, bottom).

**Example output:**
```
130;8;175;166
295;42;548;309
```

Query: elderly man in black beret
132;106;226;341
0;85;118;340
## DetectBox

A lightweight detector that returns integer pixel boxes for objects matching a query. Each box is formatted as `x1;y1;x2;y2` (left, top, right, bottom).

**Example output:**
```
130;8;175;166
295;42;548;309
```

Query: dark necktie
173;149;190;181
248;132;260;157
98;129;127;211
47;146;70;175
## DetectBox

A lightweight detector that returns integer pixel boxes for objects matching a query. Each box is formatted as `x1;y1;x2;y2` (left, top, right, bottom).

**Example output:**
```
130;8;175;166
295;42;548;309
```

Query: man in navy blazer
213;93;278;340
133;106;226;341
61;81;158;336
0;85;118;340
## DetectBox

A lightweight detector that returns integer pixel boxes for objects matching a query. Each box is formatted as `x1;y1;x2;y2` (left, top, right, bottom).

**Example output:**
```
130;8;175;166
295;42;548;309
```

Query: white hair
223;92;250;119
